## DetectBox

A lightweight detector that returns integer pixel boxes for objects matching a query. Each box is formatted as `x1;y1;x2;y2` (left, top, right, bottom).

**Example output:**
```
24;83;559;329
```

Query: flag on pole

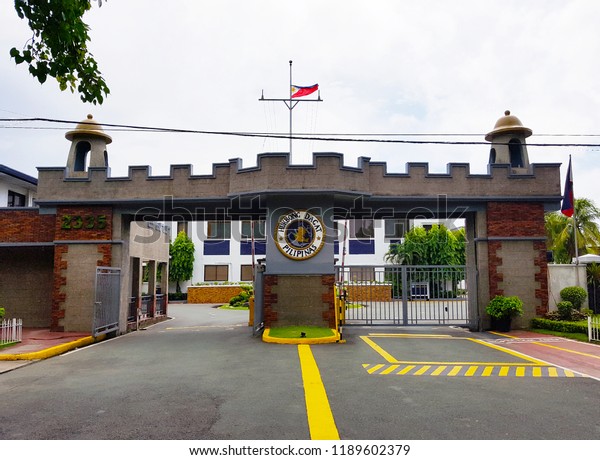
561;156;574;217
291;83;319;98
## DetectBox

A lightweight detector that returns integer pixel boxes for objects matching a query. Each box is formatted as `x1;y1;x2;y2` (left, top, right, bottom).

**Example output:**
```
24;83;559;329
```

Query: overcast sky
1;0;599;203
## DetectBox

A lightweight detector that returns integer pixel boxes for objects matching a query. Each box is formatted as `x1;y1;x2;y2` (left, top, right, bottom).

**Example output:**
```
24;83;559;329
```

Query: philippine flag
561;156;574;217
291;84;319;98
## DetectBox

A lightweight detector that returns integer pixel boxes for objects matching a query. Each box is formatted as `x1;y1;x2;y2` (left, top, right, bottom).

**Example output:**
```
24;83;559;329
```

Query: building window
240;265;254;281
509;139;524;168
489;148;496;164
241;220;266;240
7;190;26;207
204;265;229;282
350;219;374;239
384;219;405;239
207;221;231;239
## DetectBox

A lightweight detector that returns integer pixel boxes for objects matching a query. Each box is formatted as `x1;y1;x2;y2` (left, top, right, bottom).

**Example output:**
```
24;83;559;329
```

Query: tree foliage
169;231;195;294
10;0;109;104
545;198;600;263
385;224;465;266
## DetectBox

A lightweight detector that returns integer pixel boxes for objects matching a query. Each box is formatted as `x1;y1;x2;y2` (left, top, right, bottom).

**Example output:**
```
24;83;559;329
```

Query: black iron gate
336;265;470;326
93;266;121;337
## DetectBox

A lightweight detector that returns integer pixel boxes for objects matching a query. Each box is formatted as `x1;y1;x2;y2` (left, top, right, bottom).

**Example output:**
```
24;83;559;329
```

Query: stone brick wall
344;284;393;302
51;206;114;331
264;274;336;328
486;202;549;324
55;206;112;241
0;209;55;243
0;247;53;327
187;285;244;304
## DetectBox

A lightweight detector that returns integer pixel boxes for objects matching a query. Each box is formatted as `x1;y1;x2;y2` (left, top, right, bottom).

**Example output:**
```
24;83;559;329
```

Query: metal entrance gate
93;267;121;337
336;265;469;326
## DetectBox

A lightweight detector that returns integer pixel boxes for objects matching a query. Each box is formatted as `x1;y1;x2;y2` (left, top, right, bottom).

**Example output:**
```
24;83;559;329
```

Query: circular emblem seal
275;210;326;260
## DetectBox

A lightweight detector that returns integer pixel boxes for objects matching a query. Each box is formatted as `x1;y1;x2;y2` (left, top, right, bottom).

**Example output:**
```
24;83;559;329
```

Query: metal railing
128;294;167;323
335;265;469;326
0;318;22;345
155;294;166;316
589;316;600;342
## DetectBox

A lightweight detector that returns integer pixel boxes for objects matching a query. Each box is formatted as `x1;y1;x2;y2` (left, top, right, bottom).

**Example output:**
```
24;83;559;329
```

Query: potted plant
486;295;523;332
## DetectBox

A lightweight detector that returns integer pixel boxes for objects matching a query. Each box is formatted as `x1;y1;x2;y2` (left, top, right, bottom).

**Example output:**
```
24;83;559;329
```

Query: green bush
556;301;574;320
559;286;587;310
228;285;253;308
0;307;5;319
485;295;524;319
530;318;588;335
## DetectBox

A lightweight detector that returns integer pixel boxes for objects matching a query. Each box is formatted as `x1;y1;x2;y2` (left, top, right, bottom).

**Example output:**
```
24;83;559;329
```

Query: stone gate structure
0;111;562;333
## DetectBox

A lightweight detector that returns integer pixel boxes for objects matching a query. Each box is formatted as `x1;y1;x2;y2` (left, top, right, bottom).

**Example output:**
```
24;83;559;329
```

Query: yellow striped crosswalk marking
448;366;463;376
397;365;416;375
465;366;479;376
380;365;399;375
431;365;447;376
413;365;431;376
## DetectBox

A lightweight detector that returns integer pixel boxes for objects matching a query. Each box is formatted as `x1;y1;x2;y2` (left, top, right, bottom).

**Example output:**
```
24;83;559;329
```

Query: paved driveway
0;304;599;441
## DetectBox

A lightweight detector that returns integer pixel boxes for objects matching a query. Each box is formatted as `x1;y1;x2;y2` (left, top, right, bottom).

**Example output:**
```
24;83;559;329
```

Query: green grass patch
268;325;335;339
529;328;590;343
0;341;18;350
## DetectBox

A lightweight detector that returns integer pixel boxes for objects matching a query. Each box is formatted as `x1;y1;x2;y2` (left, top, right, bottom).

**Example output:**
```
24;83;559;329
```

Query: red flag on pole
561;156;574;217
291;84;319;98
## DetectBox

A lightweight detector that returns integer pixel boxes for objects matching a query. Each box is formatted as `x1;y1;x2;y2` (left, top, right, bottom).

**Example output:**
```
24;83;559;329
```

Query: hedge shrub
559;286;587;309
530;318;588;334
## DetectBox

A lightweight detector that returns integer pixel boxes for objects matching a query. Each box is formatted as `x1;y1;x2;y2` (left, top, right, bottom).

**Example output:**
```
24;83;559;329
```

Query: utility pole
259;60;322;160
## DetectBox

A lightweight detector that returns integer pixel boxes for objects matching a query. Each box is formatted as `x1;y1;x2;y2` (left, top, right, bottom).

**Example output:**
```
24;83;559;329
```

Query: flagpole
570;155;581;285
289;60;293;157
258;61;322;163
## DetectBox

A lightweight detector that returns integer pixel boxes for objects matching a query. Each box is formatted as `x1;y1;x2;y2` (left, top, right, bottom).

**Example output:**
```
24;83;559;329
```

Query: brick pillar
51;206;114;331
486;202;549;325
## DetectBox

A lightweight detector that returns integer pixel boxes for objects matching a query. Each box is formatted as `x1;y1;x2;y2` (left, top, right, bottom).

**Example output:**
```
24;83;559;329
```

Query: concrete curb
262;328;344;344
0;334;105;361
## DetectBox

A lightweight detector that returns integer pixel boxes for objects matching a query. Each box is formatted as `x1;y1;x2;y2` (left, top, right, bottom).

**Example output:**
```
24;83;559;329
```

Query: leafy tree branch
10;0;109;104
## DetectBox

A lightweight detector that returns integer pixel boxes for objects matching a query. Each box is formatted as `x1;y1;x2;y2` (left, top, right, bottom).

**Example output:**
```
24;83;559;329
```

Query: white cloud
0;0;599;204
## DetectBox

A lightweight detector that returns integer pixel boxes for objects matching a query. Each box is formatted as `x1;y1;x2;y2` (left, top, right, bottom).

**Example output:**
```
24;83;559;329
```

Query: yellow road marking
397;365;416;375
465;366;479;376
533;367;542;377
360;336;399;363
489;331;600;360
499;366;510;377
533;342;600;359
548;367;558;377
516;367;525;377
414;365;431;376
297;344;339;440
564;369;575;377
467;338;546;364
367;364;385;374
431;365;447;376
448;365;463;376
368;333;452;338
482;366;494;377
380;364;400;375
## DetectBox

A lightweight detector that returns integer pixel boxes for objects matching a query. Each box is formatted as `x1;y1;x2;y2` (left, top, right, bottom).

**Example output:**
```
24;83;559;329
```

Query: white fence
0;318;22;345
589;316;600;342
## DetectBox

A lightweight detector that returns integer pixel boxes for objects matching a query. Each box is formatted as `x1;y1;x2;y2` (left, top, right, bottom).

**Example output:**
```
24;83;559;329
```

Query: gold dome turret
65;114;112;144
485;110;532;142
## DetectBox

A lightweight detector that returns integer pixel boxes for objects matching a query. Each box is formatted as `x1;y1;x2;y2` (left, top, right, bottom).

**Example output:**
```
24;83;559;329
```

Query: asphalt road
0;304;599;441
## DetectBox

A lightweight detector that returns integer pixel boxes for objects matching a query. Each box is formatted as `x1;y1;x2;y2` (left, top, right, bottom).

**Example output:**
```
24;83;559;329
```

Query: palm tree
545;198;600;263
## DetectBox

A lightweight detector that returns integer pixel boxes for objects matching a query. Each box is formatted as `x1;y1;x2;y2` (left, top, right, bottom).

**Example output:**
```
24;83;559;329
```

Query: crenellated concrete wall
36;153;561;203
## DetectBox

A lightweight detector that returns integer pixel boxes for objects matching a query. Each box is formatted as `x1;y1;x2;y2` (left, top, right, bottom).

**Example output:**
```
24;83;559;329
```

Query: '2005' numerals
61;215;107;230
